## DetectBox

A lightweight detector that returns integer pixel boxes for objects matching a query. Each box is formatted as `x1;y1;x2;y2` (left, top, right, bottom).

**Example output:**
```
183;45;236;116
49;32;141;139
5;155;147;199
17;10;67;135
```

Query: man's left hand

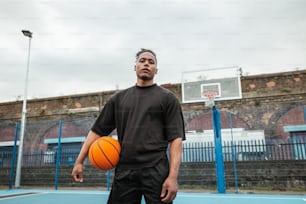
160;177;178;203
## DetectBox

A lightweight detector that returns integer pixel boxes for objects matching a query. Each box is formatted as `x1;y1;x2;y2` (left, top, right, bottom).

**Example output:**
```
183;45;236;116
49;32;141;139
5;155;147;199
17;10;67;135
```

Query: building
0;69;305;162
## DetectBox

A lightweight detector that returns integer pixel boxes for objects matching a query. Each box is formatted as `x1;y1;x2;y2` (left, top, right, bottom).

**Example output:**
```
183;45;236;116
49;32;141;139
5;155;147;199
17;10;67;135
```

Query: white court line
2;191;305;202
44;190;109;195
178;193;306;201
26;191;306;202
0;192;46;201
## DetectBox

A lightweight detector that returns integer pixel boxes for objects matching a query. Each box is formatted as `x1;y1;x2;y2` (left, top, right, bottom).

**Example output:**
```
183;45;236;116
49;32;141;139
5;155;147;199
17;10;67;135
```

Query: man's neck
136;79;154;87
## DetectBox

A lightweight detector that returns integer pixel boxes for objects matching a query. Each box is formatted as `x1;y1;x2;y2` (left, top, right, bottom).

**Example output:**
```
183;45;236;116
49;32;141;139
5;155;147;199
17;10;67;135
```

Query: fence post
303;105;306;123
55;120;63;190
229;112;239;193
9;123;19;189
107;170;111;191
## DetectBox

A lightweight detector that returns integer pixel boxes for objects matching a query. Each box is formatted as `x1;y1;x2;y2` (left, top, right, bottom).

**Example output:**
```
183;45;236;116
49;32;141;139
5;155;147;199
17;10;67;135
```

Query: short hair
135;48;157;63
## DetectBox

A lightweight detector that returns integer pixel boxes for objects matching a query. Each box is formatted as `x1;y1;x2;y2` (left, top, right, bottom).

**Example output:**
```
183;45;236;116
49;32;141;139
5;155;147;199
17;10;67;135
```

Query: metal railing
182;138;306;162
1;138;305;168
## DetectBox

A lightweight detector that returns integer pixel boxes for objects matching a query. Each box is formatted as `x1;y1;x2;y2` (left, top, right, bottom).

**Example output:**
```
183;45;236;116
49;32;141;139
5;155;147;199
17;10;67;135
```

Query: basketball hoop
202;90;219;107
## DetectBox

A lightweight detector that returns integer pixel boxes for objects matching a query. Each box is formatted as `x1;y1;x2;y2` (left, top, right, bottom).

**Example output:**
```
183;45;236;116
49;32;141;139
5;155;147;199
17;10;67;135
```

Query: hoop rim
201;90;220;100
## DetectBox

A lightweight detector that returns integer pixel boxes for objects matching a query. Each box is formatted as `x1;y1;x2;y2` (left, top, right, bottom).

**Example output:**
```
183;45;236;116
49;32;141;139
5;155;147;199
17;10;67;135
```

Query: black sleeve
164;92;186;141
91;96;116;136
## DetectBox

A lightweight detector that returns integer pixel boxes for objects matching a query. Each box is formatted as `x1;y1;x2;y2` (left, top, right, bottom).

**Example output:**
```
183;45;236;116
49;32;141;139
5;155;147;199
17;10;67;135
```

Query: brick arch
0;127;16;141
274;106;305;139
185;110;249;131
44;123;87;138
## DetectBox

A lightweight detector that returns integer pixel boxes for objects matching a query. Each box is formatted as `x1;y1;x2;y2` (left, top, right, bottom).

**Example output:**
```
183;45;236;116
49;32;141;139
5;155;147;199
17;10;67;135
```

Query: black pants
107;158;171;204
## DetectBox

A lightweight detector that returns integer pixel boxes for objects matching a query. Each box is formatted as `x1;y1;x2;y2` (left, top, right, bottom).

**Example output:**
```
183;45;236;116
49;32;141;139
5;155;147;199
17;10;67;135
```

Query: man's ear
155;68;158;74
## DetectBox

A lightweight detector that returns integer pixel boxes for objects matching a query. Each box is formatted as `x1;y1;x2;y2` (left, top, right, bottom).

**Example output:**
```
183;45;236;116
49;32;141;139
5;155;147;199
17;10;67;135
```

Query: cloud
0;0;305;102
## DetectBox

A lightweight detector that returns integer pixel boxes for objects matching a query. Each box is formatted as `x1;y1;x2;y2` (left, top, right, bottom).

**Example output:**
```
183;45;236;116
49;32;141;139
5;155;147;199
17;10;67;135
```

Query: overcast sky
0;0;305;103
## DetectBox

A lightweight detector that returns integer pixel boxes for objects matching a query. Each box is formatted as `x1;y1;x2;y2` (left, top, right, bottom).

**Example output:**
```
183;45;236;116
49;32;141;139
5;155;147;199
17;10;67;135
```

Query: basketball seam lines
97;142;114;168
90;147;104;169
103;138;120;155
97;138;119;168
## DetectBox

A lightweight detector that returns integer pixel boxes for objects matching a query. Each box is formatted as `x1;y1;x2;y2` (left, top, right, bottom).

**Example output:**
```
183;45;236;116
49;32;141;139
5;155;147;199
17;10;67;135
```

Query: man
72;48;185;204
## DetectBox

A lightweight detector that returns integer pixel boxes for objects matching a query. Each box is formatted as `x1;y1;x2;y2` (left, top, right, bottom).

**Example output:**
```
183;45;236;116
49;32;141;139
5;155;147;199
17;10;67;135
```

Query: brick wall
1;69;305;123
0;70;306;149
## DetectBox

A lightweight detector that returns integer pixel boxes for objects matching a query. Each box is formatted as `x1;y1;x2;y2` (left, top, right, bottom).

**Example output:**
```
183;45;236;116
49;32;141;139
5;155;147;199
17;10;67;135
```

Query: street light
15;30;33;188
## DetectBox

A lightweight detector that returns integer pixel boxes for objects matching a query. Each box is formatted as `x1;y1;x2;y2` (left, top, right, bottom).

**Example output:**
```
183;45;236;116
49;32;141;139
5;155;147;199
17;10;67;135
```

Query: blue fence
182;138;306;163
1;138;305;168
1;138;305;191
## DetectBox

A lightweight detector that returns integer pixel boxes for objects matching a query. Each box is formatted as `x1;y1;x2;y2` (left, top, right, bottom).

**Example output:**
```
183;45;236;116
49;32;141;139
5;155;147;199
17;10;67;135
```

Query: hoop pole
212;106;226;193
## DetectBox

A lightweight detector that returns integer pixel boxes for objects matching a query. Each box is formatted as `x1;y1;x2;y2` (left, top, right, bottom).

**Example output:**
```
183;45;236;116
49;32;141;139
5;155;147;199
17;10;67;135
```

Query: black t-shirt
91;84;185;169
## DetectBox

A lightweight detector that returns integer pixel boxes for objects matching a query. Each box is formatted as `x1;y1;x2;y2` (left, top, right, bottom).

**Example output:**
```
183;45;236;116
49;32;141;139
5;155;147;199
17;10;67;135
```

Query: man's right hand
72;163;84;182
71;131;101;183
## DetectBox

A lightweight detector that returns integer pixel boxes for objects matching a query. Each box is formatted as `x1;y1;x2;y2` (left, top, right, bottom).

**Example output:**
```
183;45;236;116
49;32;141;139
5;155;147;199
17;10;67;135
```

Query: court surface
0;189;305;204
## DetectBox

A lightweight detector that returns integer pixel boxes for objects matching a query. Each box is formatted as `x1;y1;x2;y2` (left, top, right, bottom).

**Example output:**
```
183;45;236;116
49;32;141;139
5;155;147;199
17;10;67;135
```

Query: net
202;89;219;107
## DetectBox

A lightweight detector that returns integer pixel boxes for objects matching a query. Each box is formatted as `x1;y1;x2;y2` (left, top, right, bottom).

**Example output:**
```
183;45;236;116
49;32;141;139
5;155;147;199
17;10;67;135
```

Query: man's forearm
168;137;183;179
75;130;100;164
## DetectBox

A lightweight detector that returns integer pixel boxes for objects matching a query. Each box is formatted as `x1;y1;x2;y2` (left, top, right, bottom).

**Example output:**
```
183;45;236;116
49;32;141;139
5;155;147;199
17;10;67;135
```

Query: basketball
88;137;121;170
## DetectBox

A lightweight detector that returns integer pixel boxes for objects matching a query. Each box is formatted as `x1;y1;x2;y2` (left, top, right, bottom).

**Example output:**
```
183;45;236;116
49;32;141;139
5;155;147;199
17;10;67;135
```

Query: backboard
181;67;242;103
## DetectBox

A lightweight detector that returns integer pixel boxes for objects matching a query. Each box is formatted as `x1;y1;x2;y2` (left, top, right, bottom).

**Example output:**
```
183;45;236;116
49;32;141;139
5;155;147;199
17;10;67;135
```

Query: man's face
134;52;158;82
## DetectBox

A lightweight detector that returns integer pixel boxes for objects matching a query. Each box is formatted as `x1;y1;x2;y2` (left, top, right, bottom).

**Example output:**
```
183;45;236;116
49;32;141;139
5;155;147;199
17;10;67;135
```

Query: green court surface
0;189;305;204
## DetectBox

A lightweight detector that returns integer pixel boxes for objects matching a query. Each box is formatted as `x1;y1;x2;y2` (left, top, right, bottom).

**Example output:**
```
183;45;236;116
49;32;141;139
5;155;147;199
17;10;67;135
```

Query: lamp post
15;30;33;188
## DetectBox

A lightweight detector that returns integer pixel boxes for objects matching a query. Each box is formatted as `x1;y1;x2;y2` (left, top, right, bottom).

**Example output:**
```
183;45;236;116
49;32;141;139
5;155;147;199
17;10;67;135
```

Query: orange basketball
88;137;121;170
